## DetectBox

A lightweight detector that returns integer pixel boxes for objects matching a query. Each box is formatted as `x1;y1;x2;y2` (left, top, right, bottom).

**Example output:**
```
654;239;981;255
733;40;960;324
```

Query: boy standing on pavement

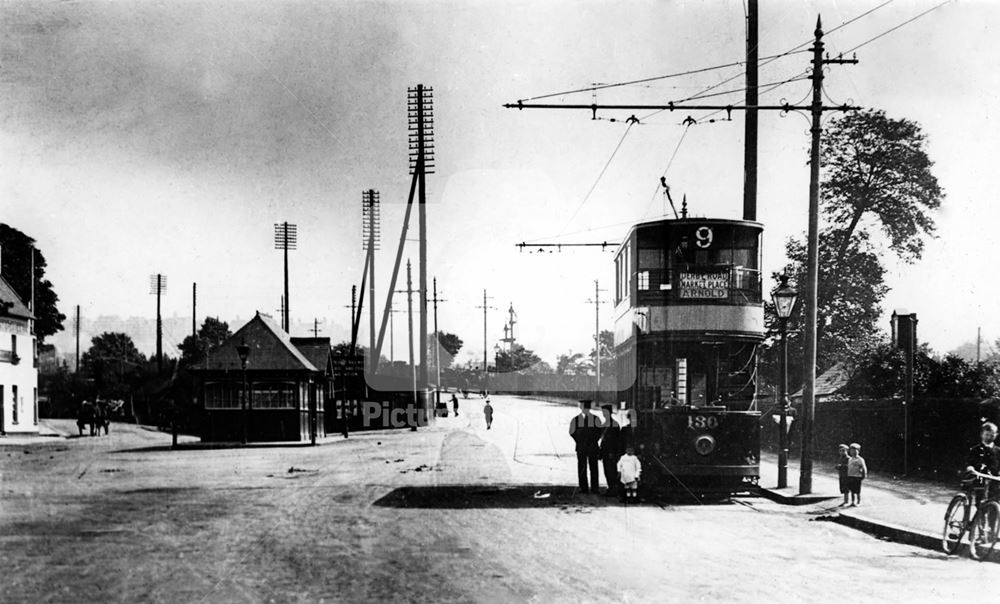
836;444;850;505
846;443;867;506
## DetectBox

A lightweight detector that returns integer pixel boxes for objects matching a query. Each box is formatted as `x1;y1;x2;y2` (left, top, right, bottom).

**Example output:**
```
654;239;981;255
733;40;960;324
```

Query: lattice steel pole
274;222;298;333
408;85;434;417
149;274;167;373
363;190;380;368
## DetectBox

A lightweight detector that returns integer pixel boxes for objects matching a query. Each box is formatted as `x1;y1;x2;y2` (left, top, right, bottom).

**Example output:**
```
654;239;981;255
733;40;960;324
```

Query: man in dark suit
599;404;623;496
569;400;602;494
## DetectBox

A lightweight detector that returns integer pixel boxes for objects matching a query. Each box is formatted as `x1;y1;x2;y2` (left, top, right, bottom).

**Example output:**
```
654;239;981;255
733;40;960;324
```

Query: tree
556;352;588;376
427;331;463;369
762;111;944;392
762;110;943;389
763;229;888;388
179;317;233;368
589;329;615;377
0;224;66;342
842;342;1000;400
822;109;943;265
81;332;147;398
496;344;543;373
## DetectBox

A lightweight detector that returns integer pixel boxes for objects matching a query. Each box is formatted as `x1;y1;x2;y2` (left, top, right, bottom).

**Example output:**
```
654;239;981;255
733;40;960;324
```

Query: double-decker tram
614;216;764;495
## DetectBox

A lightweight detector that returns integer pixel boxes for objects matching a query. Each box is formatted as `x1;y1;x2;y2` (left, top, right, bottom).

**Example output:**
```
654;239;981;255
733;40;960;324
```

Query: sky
2;0;998;366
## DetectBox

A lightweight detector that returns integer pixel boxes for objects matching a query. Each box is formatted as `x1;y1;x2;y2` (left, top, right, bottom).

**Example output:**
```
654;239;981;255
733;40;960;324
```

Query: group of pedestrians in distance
569;400;640;501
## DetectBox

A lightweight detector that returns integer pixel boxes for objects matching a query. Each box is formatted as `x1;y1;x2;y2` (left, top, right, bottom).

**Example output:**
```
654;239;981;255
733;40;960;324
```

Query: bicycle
942;470;1000;561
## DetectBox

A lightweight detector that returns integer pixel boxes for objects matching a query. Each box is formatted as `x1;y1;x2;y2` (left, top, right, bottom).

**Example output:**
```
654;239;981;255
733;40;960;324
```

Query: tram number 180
687;415;719;430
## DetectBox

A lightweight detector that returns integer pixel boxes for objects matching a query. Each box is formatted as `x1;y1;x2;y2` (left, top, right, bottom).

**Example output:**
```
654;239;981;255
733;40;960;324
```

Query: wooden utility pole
475;290;496;376
28;245;34;334
347;285;357;355
191;283;197;338
977;327;982;364
743;0;759;221
586;281;607;401
799;17;858;495
430;278;447;404
406;260;417;429
75;304;80;373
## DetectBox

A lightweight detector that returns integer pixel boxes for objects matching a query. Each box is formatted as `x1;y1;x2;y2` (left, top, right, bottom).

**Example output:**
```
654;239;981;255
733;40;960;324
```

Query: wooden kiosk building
195;312;331;443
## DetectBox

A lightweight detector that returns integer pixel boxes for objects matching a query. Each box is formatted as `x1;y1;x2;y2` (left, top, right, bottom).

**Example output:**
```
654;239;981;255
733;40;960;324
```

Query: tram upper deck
612;217;765;348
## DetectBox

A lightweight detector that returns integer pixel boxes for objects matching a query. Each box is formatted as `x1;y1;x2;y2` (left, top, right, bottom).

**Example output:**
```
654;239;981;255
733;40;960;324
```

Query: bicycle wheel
943;493;971;555
969;501;1000;561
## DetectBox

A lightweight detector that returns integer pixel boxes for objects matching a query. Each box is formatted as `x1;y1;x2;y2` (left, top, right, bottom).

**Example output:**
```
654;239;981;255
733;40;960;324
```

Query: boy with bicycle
965;422;1000;502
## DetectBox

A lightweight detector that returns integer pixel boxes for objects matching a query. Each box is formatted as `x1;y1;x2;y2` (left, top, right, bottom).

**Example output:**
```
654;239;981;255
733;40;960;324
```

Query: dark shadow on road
111;441;329;453
373;485;738;509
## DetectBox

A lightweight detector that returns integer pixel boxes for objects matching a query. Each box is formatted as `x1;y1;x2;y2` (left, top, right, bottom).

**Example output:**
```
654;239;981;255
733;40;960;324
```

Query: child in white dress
617;446;642;501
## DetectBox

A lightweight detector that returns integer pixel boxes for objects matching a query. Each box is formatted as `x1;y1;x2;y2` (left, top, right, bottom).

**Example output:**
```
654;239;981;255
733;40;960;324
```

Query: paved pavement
758;451;955;550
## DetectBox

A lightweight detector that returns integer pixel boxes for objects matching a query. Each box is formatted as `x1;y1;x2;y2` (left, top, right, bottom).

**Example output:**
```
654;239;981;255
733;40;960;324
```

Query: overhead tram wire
556;119;637;237
841;0;954;56
521;73;799;242
637;1;896;123
510;2;895;124
514;3;903;245
640;123;692;219
514;53;809;104
684;0;950;126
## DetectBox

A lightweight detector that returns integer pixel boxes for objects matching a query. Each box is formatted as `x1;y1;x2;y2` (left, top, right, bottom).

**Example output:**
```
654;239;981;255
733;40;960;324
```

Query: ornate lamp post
771;274;798;489
236;338;250;445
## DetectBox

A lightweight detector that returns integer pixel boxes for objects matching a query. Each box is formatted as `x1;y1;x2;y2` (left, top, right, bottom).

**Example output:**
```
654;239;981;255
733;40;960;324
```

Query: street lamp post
493;344;501;395
771;274;798;489
236;338;250;445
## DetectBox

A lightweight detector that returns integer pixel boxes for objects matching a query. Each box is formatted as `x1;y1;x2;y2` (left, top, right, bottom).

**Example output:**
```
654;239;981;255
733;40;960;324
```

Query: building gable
290;337;333;375
198;312;318;372
0;275;33;321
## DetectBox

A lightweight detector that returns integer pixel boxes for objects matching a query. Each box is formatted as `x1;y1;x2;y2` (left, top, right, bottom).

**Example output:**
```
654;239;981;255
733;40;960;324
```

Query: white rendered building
0;276;38;434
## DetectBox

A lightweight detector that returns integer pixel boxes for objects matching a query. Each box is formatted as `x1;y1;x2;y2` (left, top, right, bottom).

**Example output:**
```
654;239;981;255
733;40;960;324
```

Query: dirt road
1;396;996;603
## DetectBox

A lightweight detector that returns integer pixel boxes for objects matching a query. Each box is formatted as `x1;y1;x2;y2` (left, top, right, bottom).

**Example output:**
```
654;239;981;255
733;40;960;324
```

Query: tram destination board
679;271;730;299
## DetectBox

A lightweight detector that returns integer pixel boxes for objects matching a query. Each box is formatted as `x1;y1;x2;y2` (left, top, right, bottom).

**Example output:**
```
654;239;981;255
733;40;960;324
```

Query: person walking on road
483;398;493;430
451;393;459;416
599;404;623;497
569;400;602;494
846;443;868;506
836;443;850;505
